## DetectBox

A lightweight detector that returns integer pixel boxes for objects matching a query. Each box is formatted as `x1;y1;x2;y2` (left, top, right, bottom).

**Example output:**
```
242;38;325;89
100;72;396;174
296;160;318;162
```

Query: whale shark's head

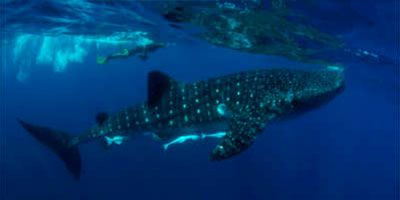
292;66;345;112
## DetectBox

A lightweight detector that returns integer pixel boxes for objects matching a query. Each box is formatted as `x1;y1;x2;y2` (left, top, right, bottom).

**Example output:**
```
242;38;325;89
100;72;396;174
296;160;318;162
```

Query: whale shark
19;66;344;179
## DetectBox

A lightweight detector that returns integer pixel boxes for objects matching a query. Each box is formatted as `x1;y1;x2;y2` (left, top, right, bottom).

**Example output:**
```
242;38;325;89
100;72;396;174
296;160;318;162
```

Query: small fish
104;136;128;146
163;135;201;150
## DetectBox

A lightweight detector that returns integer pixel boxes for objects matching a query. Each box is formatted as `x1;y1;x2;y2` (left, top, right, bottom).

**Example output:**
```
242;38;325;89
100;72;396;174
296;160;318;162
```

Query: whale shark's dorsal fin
96;112;109;125
147;70;178;107
210;112;268;160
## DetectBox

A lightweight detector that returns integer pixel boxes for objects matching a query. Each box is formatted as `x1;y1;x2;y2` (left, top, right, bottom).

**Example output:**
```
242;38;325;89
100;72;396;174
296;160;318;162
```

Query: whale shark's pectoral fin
210;115;267;160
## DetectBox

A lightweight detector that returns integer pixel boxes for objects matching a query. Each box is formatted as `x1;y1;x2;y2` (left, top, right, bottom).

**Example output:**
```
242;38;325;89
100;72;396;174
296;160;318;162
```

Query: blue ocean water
1;1;399;200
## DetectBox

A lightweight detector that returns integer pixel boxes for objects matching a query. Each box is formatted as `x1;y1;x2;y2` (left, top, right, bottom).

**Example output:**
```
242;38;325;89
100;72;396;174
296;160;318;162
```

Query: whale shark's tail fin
18;120;81;179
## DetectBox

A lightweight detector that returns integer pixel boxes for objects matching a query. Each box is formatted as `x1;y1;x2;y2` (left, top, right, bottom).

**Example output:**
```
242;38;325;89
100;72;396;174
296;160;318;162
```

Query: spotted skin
72;67;344;160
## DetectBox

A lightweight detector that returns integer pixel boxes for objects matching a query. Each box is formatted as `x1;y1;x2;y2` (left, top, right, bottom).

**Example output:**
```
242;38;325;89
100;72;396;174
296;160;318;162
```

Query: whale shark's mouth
326;65;345;89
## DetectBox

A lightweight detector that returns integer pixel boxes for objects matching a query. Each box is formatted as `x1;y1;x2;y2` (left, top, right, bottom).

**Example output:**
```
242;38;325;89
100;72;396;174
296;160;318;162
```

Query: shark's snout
292;66;345;111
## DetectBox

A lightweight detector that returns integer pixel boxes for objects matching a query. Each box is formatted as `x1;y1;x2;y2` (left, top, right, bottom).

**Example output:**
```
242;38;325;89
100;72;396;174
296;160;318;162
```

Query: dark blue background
2;1;398;200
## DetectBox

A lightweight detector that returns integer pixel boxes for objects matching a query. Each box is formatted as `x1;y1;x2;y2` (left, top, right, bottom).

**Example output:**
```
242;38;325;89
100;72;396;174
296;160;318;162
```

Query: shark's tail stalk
18;120;81;179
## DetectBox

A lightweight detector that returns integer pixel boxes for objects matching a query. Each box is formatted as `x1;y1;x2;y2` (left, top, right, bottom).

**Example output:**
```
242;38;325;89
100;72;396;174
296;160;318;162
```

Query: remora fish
19;66;344;179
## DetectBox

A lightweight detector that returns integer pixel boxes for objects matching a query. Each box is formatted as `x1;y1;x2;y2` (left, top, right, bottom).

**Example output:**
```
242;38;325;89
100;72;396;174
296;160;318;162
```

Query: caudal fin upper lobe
18;120;81;179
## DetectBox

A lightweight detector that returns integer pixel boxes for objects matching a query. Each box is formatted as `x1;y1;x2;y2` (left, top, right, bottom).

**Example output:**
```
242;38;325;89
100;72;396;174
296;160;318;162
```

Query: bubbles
12;34;39;82
11;34;89;80
10;31;154;81
36;36;88;72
